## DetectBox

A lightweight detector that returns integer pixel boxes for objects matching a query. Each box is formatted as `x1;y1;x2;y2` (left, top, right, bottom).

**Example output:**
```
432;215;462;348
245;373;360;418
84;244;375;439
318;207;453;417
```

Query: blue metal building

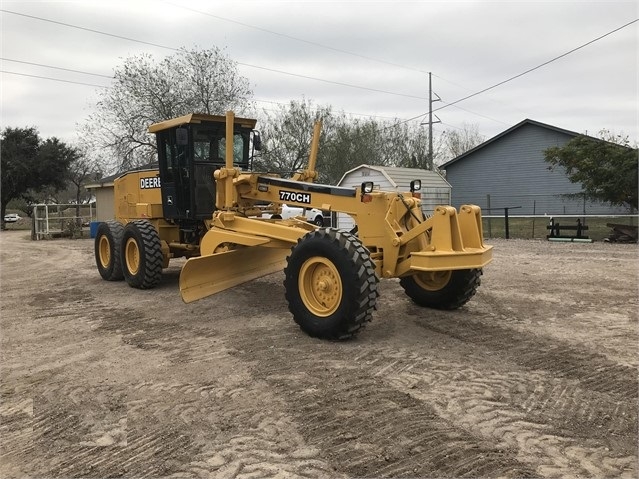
440;119;631;216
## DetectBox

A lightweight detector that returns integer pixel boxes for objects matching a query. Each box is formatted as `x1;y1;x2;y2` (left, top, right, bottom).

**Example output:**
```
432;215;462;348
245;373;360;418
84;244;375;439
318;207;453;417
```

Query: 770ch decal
279;190;311;204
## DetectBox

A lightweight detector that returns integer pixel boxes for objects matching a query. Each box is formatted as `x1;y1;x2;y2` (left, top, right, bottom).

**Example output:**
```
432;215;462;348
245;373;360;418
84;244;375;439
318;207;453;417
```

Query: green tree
83;46;254;173
544;131;638;210
1;127;77;228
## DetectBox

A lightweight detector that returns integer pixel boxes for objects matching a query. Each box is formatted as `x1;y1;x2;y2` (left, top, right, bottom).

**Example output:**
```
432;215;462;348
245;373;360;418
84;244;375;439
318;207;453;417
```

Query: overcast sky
1;0;637;148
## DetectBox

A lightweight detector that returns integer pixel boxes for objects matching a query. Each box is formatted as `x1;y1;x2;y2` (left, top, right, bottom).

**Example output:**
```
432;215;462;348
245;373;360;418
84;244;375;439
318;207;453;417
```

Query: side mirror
252;131;262;151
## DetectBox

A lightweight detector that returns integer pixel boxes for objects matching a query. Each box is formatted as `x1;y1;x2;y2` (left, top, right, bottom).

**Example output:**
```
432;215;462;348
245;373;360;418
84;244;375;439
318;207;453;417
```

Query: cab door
157;127;192;219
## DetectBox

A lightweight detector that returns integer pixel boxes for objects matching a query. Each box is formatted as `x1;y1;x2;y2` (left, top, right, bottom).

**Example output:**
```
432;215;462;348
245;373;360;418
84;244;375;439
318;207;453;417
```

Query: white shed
335;165;451;230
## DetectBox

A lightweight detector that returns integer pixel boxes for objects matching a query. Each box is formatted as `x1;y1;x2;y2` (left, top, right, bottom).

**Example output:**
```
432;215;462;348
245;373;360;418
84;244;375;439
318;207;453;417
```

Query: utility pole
426;72;441;170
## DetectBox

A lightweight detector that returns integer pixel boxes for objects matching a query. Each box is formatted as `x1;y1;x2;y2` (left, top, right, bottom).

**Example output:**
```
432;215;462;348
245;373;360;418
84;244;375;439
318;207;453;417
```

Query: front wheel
400;269;482;310
120;220;163;289
312;215;324;227
284;228;378;340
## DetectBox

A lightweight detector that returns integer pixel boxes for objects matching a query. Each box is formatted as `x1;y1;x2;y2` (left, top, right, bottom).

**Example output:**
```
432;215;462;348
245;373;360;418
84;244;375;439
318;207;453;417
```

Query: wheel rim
125;237;140;275
298;256;342;317
413;270;452;291
98;236;111;268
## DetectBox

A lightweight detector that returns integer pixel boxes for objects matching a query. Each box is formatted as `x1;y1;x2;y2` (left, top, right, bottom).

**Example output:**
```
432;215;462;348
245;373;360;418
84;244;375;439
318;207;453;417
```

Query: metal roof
338;164;451;189
439;119;585;169
148;113;257;133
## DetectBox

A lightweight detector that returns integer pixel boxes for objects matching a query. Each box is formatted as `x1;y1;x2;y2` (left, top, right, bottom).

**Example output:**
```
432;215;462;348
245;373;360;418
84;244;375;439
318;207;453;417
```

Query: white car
264;204;325;226
3;213;21;223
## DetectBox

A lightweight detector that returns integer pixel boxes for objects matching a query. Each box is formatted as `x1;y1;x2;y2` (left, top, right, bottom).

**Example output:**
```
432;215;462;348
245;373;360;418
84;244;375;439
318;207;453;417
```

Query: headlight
410;179;421;192
361;181;374;194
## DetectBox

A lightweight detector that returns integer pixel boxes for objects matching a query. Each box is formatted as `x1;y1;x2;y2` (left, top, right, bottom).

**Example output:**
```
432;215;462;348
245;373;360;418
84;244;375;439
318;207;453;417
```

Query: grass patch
483;216;637;241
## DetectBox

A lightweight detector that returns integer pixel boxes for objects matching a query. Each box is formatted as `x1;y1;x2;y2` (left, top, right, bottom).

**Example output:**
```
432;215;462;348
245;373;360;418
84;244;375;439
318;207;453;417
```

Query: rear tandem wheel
95;220;124;281
284;228;378;340
120;219;163;289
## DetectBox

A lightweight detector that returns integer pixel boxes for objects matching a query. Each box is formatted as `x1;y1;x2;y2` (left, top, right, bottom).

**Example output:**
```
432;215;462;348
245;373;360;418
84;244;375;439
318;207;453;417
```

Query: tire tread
284;228;378;340
400;268;482;310
95;220;124;281
122;220;163;289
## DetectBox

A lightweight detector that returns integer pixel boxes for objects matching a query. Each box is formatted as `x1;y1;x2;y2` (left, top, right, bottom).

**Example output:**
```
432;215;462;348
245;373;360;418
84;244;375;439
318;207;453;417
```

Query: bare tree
83;47;253;173
256;100;448;185
439;123;485;163
255;99;336;177
67;148;103;220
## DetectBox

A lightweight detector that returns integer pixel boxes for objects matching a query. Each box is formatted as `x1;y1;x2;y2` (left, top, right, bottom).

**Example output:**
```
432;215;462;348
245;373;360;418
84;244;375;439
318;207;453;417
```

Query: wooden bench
546;218;590;240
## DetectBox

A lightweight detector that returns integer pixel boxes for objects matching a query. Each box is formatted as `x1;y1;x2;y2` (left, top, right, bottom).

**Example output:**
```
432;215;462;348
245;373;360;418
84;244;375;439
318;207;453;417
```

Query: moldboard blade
179;246;289;303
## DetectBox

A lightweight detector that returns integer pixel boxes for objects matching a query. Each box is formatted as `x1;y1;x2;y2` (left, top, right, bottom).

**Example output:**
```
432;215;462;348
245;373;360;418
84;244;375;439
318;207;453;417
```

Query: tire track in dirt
226;326;537;478
479;287;639;368
363;354;636;478
220;281;637;478
125;382;339;478
3;278;337;478
356;307;638;477
413;314;638;400
3;354;337;478
0;395;35;478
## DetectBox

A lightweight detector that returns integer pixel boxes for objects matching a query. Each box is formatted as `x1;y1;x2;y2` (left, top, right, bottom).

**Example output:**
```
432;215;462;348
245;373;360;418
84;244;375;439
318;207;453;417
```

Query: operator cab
149;113;259;222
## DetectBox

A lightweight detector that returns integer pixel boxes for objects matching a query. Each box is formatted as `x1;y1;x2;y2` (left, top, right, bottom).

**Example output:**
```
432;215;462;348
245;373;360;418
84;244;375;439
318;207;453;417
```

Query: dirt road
1;230;637;478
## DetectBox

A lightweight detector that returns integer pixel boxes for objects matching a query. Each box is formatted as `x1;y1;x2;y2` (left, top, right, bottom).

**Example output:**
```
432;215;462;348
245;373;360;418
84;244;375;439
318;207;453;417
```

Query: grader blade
180;246;289;303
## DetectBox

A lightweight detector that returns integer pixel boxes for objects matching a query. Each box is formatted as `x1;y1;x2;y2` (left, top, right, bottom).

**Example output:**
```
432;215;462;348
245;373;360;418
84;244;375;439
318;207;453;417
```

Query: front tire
284;228;378;340
120;220;163;289
312;215;324;227
95;221;124;281
400;269;482;309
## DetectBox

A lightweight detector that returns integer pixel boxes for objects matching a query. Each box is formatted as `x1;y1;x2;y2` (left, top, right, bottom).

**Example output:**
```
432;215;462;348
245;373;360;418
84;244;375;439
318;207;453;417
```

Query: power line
433;73;528;118
0;67;413;121
439;99;511;126
237;62;427;100
1;70;109;88
0;9;427;101
253;98;407;121
162;1;430;75
438;122;465;131
432;18;639;114
1;9;178;50
1;58;114;79
387;18;639;129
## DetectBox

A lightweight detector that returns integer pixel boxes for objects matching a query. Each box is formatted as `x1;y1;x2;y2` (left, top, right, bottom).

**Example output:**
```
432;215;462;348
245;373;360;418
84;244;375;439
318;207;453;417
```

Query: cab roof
148;113;257;133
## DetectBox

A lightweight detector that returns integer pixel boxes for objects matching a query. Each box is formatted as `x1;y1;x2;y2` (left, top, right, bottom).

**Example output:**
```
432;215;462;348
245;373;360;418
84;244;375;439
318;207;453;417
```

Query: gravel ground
1;230;637;478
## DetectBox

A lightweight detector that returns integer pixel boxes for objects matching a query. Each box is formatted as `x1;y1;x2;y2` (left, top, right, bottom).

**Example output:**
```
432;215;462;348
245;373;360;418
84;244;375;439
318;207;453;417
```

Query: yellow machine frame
98;110;492;340
178;112;492;302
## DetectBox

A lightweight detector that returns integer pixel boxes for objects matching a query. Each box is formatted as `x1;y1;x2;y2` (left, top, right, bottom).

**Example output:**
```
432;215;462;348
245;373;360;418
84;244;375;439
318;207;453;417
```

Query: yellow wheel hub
299;256;342;317
98;236;111;268
124;238;140;275
413;270;452;291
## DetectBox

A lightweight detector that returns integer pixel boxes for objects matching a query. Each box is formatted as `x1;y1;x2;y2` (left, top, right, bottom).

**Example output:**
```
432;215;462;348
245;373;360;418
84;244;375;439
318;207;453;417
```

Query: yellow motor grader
95;111;492;339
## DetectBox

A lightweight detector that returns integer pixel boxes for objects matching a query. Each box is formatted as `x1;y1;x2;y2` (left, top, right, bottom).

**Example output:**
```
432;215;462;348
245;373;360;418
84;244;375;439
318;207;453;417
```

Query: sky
1;0;638;148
